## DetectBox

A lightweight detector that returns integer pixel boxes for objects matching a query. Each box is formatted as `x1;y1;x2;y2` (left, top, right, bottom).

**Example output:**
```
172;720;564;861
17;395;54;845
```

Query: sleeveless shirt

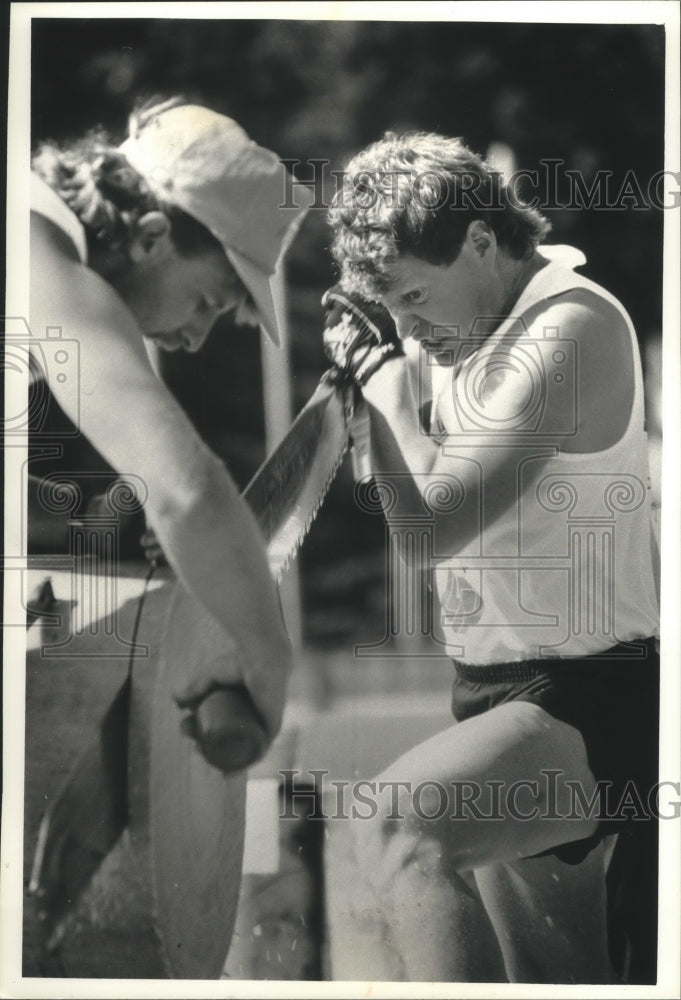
430;247;659;664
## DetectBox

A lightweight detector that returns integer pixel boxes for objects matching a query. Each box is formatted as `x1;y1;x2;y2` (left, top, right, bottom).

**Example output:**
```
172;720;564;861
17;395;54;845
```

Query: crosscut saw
28;370;368;937
244;371;367;582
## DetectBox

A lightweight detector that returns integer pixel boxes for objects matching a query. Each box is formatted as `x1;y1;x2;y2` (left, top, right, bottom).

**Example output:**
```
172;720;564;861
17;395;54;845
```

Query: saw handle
182;686;269;774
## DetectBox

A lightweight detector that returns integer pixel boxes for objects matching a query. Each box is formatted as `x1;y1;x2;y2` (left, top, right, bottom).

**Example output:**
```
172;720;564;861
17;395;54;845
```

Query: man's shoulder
433;283;636;446
31;171;88;263
519;281;631;337
31;208;83;267
506;286;633;381
30;216;141;353
521;287;636;449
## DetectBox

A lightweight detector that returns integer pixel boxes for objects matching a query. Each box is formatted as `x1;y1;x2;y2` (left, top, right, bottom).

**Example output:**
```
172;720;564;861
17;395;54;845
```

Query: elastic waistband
454;660;545;683
453;637;658;685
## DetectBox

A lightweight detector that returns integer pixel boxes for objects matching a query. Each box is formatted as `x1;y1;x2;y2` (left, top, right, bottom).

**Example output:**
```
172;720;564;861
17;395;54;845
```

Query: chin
158;340;184;353
144;334;184;353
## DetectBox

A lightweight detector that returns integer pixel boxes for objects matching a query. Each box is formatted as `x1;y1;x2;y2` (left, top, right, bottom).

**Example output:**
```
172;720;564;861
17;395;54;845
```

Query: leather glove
322;285;404;386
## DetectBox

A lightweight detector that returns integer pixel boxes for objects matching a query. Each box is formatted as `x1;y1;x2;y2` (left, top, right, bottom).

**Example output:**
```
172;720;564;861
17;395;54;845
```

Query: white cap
120;104;312;345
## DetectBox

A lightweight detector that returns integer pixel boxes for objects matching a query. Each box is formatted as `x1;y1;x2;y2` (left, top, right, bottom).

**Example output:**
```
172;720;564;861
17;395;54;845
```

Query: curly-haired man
29;99;310;763
323;131;660;983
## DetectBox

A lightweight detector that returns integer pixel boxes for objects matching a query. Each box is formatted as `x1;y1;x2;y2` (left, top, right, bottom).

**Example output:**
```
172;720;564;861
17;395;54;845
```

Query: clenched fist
322;285;404;386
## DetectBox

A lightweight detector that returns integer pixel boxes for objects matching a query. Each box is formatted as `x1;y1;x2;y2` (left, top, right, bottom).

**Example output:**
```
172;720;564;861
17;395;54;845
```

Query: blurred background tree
30;17;666;648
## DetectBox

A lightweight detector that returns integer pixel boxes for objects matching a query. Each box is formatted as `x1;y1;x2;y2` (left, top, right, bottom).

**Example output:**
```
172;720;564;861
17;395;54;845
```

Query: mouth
415;337;444;351
410;325;440;345
419;339;457;364
411;334;439;351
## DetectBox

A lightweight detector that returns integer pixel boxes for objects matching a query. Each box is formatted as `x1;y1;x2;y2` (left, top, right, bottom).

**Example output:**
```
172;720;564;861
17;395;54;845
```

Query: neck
468;251;545;341
497;250;546;317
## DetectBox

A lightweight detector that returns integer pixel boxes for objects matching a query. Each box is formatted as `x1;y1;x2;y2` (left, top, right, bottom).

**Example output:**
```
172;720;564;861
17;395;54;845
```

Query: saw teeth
272;440;349;584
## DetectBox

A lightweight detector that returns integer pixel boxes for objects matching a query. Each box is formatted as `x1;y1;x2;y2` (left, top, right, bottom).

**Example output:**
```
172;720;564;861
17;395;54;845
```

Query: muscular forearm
79;382;291;738
146;454;292;738
361;357;440;507
360;359;488;562
31;233;291;744
363;358;438;468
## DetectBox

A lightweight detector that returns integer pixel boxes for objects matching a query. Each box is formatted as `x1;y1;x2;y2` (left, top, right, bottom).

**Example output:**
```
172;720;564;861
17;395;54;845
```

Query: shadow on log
23;563;248;979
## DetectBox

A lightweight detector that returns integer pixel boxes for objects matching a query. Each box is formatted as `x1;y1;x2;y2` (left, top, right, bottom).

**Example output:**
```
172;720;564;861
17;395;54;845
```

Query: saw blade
243;376;352;583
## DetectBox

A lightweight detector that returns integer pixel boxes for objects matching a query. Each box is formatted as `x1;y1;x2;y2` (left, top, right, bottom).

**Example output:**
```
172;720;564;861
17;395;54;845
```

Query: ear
128;211;173;264
465;220;496;260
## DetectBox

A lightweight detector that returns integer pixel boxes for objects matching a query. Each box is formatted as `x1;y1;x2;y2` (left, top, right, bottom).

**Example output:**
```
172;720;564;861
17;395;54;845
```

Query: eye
403;288;427;305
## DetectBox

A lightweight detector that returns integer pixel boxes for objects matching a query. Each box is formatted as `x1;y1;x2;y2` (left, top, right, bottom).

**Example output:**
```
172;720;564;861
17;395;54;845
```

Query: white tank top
431;247;659;664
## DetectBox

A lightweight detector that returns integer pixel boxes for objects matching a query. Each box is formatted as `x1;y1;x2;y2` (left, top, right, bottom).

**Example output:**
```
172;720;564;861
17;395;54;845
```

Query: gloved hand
322;285;404;386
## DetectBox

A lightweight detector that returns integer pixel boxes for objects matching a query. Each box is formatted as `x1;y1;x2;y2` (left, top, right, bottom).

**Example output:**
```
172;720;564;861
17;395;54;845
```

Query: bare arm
30;215;291;738
360;296;633;564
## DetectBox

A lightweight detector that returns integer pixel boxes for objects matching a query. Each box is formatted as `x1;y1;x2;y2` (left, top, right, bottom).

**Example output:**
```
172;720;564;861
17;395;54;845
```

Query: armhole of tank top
548;285;644;456
430;273;645;455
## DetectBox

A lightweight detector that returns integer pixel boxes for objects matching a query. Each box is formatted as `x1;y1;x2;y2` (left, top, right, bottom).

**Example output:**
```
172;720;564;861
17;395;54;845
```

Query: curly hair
329;131;552;298
32;98;257;325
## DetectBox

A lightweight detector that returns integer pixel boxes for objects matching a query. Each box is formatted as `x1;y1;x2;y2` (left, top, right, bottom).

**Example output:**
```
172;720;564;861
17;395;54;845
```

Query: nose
181;313;217;353
393;309;426;342
393;310;415;341
180;325;209;353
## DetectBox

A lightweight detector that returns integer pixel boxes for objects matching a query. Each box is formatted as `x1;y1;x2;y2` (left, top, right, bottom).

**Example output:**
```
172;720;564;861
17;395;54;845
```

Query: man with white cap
29;98;311;763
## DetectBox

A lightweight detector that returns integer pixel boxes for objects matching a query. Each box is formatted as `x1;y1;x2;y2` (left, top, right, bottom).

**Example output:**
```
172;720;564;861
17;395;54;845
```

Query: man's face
379;252;488;347
376;223;500;360
111;238;250;353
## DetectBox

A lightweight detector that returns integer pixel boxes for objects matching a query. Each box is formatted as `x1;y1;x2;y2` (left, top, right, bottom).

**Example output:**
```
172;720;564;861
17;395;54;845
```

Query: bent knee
351;780;463;889
353;816;448;895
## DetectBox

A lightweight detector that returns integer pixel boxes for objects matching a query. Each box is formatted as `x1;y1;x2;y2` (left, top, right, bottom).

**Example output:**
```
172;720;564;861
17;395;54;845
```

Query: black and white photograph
2;2;680;996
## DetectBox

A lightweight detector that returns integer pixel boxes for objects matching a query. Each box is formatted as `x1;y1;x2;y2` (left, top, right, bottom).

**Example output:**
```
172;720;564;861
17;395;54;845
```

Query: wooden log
23;562;248;979
23;565;148;977
139;583;248;978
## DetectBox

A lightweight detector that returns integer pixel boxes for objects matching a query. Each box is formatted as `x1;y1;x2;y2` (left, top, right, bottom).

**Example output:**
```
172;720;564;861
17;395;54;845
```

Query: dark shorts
450;638;660;864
